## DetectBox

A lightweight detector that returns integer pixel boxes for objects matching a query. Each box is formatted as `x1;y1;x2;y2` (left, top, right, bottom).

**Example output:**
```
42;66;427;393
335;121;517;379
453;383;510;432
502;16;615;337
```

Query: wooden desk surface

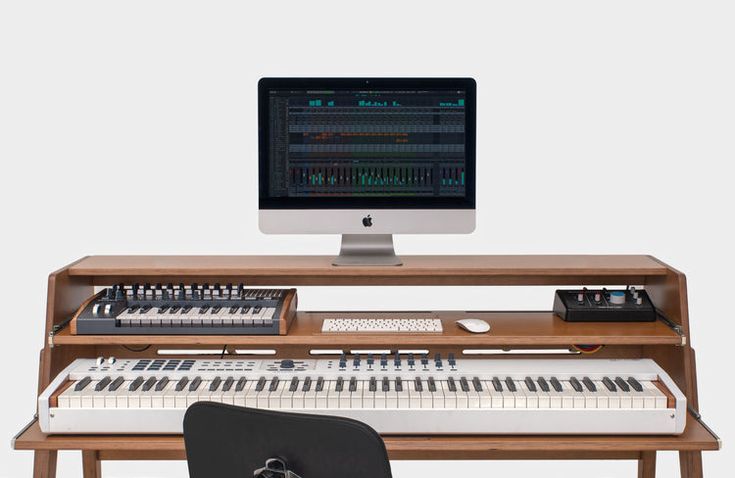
67;255;671;286
13;414;719;460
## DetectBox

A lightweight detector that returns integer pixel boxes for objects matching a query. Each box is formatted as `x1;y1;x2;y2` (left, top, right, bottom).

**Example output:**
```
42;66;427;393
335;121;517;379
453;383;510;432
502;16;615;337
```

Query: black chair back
184;402;393;478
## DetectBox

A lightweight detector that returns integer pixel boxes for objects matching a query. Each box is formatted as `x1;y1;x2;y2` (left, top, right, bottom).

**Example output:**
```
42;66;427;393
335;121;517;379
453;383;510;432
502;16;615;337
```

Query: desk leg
82;451;101;478
33;450;57;478
638;451;656;478
680;451;703;478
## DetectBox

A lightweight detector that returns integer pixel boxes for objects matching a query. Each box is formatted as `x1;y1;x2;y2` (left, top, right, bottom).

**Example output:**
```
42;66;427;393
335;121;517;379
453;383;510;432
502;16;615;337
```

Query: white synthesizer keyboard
321;318;443;333
39;357;686;435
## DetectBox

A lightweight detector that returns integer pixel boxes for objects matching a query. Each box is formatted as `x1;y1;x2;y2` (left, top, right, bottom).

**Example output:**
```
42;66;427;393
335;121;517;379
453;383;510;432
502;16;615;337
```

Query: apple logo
362;215;373;227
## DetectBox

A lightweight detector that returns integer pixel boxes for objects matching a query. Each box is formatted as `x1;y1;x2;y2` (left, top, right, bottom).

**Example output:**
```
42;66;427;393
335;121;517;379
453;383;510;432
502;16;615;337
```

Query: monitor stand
332;234;403;266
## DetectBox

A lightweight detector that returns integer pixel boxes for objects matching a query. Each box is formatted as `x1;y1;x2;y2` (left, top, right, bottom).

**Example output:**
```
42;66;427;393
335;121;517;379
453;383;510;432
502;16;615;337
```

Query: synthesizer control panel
71;284;297;335
553;287;656;322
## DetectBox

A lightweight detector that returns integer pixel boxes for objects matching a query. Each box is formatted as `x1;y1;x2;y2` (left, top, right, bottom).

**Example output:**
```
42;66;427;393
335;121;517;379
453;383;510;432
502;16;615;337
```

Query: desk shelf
14;413;719;460
51;311;684;347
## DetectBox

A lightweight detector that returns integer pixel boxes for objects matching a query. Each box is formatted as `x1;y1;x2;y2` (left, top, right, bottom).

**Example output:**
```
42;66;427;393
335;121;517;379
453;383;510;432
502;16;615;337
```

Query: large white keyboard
39;357;686;435
321;318;443;333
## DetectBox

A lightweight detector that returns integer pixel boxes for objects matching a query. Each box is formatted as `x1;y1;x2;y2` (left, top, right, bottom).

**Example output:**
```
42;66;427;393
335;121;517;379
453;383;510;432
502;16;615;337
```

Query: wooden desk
13;255;720;477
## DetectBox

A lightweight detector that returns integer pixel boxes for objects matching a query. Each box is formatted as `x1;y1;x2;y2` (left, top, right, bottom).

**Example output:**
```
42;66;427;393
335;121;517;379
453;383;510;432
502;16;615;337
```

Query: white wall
1;1;733;476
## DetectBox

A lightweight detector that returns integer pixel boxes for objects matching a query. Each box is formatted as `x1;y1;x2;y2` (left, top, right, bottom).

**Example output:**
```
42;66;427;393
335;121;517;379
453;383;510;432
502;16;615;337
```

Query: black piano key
447;377;457;392
395;377;403;392
128;376;144;392
169;306;181;314
472;377;483;392
627;377;643;392
139;305;152;314
492;377;503;392
209;377;222;392
368;377;376;392
254;377;266;392
428;377;437;392
211;306;222;314
570;377;583;392
602;377;617;392
175;377;189;392
235;377;247;392
302;377;312;392
505;377;517;392
199;305;210;314
615;376;631;392
583;377;597;392
155;377;170;391
108;376;124;391
181;305;193;314
550;377;563;392
289;377;299;392
349;377;357;392
335;377;344;392
268;377;279;392
94;376;112;391
127;306;139;314
143;377;158;391
459;377;470;392
188;377;202;392
229;306;240;314
315;377;325;392
537;377;550;392
253;306;262;314
158;306;170;314
414;377;424;392
240;306;251;314
524;377;537;392
222;377;234;392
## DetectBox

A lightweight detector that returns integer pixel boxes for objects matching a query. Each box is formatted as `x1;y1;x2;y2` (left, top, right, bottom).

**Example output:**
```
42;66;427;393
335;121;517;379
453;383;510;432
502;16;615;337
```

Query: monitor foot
332;234;403;266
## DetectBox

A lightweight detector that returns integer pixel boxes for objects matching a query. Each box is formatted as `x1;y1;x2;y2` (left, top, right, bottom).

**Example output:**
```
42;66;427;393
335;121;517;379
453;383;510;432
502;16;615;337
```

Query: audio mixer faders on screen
267;89;467;198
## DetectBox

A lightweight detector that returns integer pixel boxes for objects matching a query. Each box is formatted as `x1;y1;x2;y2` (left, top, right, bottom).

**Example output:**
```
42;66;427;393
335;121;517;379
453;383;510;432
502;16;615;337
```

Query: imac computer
258;77;476;266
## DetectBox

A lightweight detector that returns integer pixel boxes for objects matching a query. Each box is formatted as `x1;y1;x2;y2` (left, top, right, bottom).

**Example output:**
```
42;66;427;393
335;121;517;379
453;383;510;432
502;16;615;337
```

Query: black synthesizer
71;284;297;335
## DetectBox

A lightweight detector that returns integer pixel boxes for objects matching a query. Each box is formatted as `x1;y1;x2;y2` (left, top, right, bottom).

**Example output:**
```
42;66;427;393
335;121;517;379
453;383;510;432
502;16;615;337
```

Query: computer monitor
258;77;476;266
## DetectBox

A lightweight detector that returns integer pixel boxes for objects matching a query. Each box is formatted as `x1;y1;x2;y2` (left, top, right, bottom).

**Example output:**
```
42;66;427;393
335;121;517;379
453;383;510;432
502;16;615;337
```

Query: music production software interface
266;88;467;198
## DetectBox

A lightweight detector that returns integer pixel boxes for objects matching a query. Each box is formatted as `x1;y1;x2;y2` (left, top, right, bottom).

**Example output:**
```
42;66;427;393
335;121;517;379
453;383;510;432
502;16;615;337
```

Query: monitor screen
259;78;475;209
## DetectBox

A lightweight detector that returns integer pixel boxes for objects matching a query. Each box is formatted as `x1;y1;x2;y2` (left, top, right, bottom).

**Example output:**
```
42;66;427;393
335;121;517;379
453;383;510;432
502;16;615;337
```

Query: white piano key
326;380;340;409
520;382;539;408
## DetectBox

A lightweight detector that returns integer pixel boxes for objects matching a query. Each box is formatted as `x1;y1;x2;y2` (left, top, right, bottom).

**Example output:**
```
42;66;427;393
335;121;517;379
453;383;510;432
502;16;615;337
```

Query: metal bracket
655;310;685;344
11;415;38;449
688;406;722;450
47;316;73;348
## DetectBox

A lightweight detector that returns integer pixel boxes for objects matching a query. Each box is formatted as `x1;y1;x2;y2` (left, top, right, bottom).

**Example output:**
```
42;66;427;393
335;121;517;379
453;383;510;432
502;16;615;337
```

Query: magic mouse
456;319;490;334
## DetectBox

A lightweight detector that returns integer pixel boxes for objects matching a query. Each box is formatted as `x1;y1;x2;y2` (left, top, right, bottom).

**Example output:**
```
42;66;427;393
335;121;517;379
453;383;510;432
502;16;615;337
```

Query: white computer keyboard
321;318;443;333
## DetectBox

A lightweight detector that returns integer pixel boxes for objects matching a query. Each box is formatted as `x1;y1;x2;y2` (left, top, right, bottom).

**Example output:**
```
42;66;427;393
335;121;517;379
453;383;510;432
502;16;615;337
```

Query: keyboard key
75;377;92;392
603;377;617;392
615;377;631;392
628;377;643;392
155;377;170;391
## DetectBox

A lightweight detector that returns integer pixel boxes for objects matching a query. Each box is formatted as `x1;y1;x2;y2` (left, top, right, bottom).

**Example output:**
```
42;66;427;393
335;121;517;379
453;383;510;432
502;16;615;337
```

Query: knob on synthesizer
70;284;297;335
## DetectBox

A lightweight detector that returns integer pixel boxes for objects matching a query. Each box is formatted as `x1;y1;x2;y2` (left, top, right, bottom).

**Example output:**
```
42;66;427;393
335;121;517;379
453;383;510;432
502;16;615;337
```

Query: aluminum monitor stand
332;234;403;266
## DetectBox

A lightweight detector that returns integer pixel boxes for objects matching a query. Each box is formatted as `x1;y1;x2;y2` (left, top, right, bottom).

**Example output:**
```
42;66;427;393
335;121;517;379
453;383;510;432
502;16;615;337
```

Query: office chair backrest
184;402;393;478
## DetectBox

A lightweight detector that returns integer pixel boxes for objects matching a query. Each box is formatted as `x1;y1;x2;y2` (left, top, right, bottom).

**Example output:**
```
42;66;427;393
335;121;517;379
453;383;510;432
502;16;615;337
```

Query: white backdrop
1;1;733;476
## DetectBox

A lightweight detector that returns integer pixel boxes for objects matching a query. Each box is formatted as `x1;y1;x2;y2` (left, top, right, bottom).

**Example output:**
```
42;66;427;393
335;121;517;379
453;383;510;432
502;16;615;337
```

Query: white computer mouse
456;318;490;334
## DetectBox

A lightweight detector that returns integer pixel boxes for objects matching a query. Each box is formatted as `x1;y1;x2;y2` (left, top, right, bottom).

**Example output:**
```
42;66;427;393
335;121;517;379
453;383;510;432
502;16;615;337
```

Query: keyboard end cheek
652;379;677;408
49;380;75;408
